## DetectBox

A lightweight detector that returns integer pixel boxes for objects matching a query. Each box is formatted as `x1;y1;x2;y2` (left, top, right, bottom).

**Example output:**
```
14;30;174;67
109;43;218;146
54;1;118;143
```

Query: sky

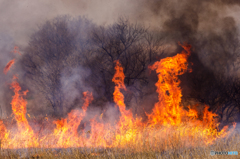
1;0;240;47
0;0;142;47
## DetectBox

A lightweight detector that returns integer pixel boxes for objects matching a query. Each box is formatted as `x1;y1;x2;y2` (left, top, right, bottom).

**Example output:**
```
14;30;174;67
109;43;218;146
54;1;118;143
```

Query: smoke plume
0;0;240;123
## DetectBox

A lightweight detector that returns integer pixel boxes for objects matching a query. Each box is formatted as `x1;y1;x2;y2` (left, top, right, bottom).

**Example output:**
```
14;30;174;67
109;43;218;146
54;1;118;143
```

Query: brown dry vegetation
0;128;238;159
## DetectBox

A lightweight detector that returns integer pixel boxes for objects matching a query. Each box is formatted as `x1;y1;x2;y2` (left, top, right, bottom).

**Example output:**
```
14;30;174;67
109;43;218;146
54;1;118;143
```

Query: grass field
0;128;238;159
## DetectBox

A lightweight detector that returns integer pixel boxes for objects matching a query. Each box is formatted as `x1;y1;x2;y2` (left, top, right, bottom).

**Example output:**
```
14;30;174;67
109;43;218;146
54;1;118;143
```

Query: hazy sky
1;0;240;47
0;0;142;46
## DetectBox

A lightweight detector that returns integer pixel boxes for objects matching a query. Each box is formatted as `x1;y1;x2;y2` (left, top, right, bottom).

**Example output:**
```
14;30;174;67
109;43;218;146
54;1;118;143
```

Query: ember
3;59;15;74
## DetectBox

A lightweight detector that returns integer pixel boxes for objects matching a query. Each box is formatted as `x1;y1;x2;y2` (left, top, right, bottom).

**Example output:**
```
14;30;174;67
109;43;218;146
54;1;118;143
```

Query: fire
147;44;191;126
12;46;21;55
0;78;38;148
3;46;21;74
146;43;231;145
112;60;142;147
49;91;93;148
3;59;15;74
0;44;236;150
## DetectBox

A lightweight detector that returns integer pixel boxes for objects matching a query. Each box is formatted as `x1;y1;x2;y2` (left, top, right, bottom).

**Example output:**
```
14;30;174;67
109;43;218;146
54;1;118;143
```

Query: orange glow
49;91;93;148
3;78;38;148
0;43;236;150
12;46;21;55
3;59;15;74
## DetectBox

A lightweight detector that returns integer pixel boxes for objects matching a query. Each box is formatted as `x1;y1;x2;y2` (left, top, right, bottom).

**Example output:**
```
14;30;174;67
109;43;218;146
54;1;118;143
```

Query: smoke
1;0;240;75
0;0;137;47
1;0;240;46
135;0;240;76
0;0;240;125
0;33;16;118
60;66;93;114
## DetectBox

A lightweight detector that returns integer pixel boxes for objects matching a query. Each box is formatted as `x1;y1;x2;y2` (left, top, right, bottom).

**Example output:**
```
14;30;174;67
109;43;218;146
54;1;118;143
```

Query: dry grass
0;129;239;159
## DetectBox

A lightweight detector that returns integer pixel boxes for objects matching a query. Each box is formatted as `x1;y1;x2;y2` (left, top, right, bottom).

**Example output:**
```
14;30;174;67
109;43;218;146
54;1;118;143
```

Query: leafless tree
181;34;240;127
82;18;165;108
20;16;78;117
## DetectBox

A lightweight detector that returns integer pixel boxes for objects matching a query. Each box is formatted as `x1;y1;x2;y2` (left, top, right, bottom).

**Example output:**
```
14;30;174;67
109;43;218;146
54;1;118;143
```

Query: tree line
18;15;240;126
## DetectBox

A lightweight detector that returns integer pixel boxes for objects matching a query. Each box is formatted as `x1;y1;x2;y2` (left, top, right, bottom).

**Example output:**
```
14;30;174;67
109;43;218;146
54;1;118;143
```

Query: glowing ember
12;46;21;55
3;59;15;74
0;44;236;150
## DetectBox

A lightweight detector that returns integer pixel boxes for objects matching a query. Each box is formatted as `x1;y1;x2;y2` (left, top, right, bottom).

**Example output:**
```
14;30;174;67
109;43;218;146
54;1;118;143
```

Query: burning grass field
0;129;239;158
0;44;239;158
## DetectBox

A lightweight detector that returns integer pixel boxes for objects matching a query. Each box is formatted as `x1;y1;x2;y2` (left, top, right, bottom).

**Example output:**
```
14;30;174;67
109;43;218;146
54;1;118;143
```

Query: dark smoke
0;0;240;125
136;0;240;74
134;0;240;123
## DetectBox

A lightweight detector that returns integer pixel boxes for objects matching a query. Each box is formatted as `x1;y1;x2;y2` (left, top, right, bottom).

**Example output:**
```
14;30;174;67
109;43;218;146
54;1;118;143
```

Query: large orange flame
0;44;236;150
146;44;232;145
147;44;191;127
3;78;38;148
112;60;142;147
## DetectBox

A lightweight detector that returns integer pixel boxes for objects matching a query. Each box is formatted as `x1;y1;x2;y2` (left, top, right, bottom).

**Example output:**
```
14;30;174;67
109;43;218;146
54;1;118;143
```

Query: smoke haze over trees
0;0;240;126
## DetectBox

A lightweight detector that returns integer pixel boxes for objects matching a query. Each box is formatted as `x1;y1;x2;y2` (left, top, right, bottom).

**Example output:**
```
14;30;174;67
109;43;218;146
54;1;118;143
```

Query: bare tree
82;18;165;108
181;44;240;127
20;16;78;117
20;16;167;117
